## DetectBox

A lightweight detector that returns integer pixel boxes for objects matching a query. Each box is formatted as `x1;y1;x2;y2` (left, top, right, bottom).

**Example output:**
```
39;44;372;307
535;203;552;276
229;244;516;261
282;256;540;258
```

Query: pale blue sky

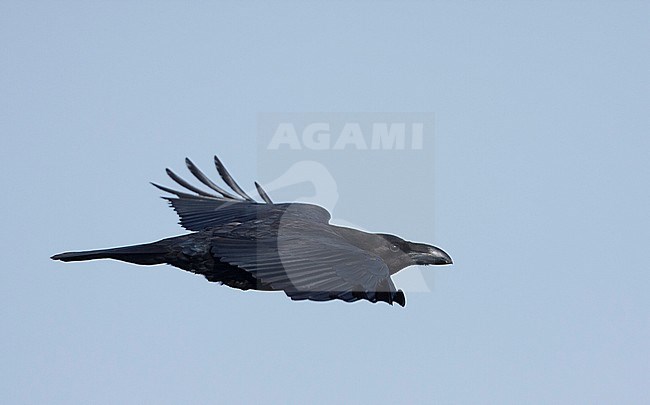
2;1;649;404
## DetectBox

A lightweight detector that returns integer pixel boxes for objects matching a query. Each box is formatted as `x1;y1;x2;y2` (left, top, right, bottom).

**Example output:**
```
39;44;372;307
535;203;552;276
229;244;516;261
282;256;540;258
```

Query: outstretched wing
211;226;406;306
152;156;331;231
152;155;404;305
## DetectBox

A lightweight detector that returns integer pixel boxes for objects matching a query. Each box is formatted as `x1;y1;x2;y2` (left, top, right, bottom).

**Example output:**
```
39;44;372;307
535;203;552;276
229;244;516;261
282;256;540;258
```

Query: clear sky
2;1;649;404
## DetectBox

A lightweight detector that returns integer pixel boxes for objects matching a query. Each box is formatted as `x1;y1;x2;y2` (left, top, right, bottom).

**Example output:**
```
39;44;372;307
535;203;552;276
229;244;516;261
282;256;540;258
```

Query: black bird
51;156;452;306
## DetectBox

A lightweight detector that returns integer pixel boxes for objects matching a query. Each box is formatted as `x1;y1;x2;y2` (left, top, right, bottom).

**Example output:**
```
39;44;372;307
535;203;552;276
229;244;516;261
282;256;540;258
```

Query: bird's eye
390;244;399;252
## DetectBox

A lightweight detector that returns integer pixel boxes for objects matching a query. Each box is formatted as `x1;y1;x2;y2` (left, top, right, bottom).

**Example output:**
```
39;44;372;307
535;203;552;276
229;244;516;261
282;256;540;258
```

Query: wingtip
212;155;254;201
184;157;197;173
185;157;199;169
396;290;406;307
254;181;273;204
150;182;171;193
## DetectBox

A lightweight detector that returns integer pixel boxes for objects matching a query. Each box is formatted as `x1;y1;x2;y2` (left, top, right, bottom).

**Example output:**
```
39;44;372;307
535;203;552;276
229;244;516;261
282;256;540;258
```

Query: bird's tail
51;240;172;266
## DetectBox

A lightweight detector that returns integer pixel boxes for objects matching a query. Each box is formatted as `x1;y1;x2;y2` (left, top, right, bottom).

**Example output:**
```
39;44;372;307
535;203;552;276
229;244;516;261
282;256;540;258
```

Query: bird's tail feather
51;241;170;265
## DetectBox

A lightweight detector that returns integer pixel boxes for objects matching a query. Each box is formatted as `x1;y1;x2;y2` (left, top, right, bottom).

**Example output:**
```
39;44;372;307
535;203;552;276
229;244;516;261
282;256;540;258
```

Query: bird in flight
51;156;452;306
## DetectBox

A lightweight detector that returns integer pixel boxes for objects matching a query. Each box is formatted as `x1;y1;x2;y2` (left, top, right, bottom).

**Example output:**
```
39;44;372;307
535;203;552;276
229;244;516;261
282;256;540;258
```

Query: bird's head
377;233;453;273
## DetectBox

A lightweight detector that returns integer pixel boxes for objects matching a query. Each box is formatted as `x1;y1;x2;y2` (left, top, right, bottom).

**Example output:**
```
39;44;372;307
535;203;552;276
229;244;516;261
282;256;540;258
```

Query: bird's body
52;156;452;307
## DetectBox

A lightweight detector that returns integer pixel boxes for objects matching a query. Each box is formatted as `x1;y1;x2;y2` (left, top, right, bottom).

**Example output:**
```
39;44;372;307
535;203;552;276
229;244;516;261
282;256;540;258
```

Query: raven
51;156;452;306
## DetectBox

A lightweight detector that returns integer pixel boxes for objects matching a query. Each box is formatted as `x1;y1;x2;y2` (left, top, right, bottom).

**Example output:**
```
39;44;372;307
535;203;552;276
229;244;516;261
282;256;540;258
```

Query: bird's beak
410;245;453;265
